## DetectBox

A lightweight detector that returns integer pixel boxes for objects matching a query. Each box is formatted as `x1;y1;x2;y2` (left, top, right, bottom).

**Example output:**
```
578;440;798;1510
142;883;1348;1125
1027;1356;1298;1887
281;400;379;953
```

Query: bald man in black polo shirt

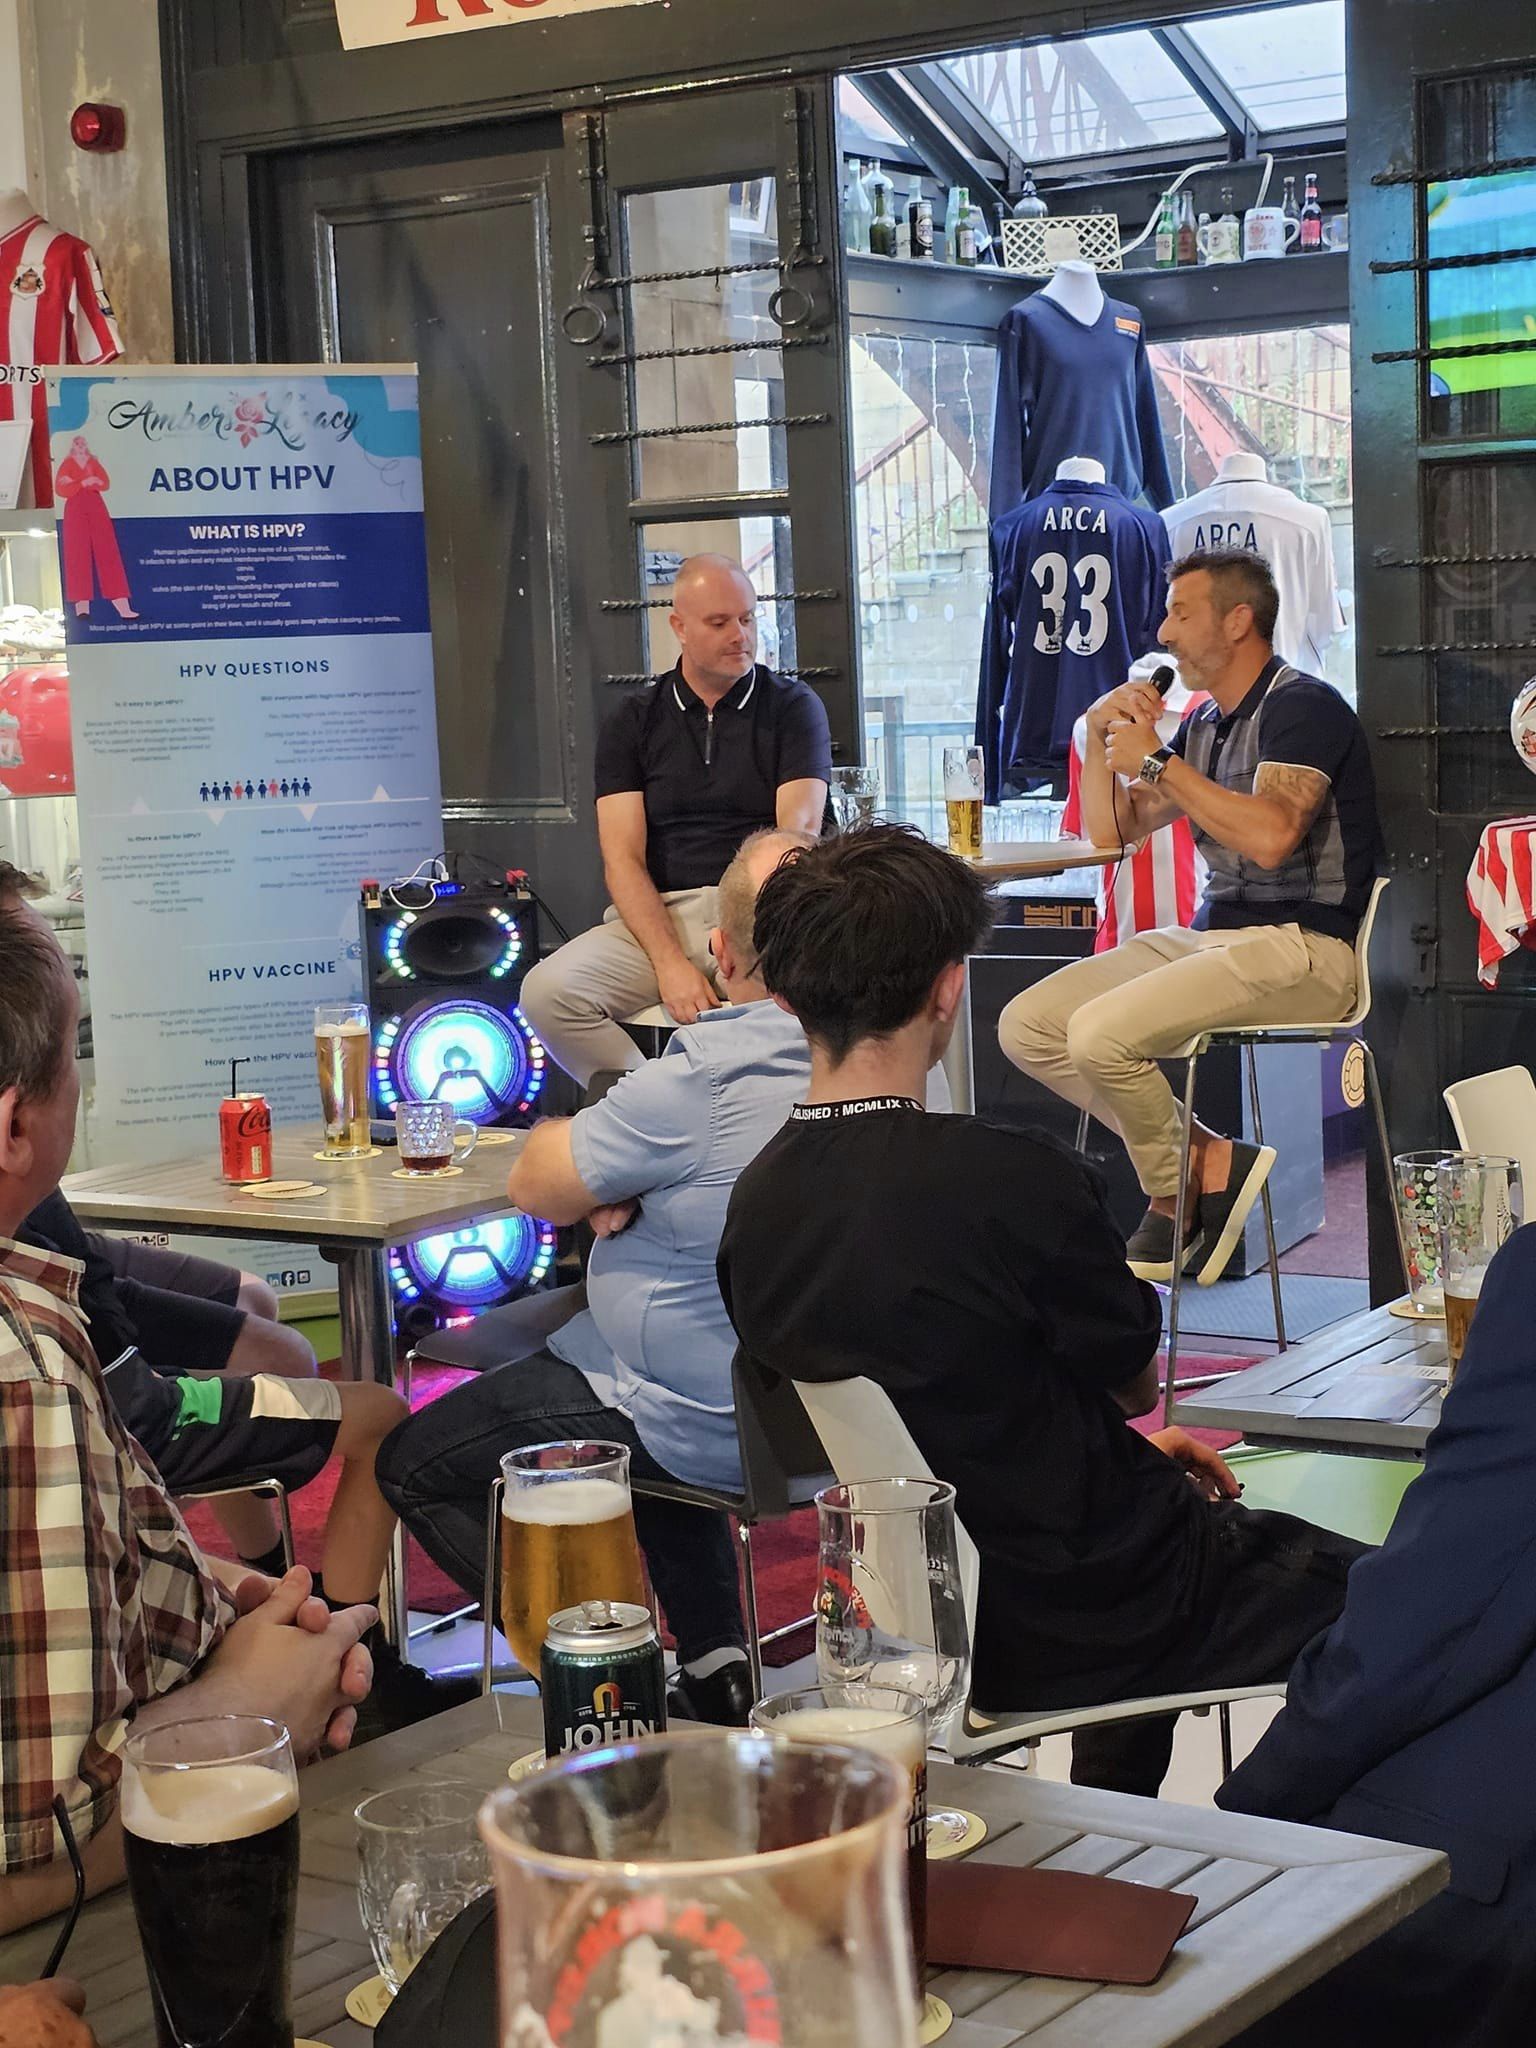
521;554;831;1085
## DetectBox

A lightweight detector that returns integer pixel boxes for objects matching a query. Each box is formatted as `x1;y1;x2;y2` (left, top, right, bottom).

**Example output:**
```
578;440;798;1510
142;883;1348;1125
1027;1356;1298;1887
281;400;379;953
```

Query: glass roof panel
838;77;905;152
1184;4;1347;128
942;32;1223;161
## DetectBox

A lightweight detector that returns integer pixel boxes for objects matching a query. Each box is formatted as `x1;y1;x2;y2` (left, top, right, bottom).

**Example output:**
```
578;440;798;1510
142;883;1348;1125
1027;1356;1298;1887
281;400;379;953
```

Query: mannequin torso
1055;456;1108;486
1039;260;1105;326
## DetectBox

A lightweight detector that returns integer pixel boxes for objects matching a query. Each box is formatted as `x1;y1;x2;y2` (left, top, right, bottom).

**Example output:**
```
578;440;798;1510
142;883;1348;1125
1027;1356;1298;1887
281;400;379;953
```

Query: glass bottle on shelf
954;191;978;267
845;159;872;254
1281;174;1301;249
1299;170;1324;252
1175;190;1198;266
1011;168;1048;218
1212;183;1241;263
1154;188;1177;268
908;180;933;260
1195;211;1213;264
868;171;897;259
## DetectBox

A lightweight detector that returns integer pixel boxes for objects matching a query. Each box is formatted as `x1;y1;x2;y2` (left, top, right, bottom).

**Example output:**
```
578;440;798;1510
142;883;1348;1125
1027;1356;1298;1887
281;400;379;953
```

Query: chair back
786;1374;983;1650
1444;1066;1536;1189
730;1350;834;1522
1344;873;1390;1028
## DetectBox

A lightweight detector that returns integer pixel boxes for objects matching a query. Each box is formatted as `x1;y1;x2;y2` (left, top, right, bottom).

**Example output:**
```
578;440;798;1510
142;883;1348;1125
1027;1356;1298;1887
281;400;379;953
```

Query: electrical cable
1119;154;1272;261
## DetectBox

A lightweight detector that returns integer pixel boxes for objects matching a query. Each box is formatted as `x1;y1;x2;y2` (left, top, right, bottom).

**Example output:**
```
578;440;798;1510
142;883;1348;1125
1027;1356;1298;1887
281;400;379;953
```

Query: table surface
975;836;1119;878
1173;1302;1448;1459
2;1695;1443;2048
62;1122;529;1248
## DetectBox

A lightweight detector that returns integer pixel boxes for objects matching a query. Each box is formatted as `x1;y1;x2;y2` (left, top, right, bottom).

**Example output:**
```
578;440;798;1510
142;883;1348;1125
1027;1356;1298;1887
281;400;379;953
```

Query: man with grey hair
379;827;816;1725
521;554;831;1085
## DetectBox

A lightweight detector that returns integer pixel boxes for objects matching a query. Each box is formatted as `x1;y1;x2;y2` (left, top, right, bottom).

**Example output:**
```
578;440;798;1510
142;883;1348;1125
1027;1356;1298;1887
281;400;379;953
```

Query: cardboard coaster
313;1146;384;1163
1388;1297;1445;1322
919;1993;954;2043
473;1129;517;1146
508;1746;549;1784
927;1809;987;1860
344;1976;394;2028
245;1179;327;1200
392;1164;464;1180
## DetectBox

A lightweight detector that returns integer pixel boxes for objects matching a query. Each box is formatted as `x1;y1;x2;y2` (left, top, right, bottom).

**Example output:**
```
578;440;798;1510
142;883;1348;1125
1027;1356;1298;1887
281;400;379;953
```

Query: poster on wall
49;363;444;1303
334;0;654;52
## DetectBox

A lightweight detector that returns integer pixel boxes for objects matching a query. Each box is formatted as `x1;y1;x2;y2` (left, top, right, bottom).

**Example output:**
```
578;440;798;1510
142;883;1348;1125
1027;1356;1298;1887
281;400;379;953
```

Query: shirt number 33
1031;551;1114;659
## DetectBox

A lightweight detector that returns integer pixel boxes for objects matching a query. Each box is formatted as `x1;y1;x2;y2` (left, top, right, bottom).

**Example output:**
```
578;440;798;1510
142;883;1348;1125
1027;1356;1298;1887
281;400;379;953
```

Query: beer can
219;1093;272;1183
541;1600;667;1759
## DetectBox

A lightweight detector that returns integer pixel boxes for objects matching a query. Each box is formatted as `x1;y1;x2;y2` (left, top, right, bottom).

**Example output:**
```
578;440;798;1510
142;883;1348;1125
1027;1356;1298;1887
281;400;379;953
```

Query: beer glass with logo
356;1784;491;1997
1436;1153;1522;1382
941;746;984;860
121;1715;300;2048
396;1099;479;1174
498;1440;648;1677
315;1000;372;1157
752;1684;939;2033
1392;1150;1453;1318
479;1730;919;2048
816;1478;976;1850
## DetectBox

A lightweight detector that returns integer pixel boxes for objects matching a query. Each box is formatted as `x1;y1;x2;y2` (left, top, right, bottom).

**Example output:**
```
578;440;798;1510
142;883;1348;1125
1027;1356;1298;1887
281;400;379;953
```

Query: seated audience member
1217;1225;1536;2048
998;550;1382;1285
379;828;817;1725
0;911;375;1935
718;824;1368;1794
520;555;830;1086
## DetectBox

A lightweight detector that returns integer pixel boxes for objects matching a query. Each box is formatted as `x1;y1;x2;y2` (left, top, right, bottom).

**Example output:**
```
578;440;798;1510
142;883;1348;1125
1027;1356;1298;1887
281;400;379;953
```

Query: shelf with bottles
843;158;996;269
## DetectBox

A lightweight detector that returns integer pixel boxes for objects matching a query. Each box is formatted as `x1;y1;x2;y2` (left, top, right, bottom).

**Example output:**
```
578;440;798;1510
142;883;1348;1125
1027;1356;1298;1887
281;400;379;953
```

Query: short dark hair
1168;548;1280;645
0;908;74;1104
0;860;44;906
751;823;994;1061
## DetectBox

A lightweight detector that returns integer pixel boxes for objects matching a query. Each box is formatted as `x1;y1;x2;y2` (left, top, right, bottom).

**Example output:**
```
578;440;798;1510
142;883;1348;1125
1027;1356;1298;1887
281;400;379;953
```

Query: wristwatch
1137;745;1175;786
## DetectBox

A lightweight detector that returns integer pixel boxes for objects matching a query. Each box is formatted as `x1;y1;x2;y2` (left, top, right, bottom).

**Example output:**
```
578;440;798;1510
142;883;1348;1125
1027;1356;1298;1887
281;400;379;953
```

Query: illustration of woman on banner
54;434;139;619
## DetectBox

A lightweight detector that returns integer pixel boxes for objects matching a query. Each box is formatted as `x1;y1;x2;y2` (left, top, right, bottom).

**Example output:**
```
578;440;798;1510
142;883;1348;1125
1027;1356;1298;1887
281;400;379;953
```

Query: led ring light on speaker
360;876;553;1330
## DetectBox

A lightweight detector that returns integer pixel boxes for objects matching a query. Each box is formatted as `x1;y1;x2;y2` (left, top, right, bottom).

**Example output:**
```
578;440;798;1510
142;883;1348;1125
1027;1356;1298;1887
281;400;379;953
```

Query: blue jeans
376;1348;747;1663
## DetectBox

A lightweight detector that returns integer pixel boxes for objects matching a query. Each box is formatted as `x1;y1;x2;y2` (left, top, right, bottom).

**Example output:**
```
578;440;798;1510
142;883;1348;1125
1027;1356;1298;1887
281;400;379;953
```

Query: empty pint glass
315;1001;372;1157
478;1731;919;2048
122;1716;300;2048
498;1440;648;1676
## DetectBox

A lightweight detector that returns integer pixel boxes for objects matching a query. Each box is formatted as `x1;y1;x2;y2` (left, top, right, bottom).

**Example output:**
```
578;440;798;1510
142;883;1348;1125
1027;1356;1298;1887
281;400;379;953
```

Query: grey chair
176;1474;296;1571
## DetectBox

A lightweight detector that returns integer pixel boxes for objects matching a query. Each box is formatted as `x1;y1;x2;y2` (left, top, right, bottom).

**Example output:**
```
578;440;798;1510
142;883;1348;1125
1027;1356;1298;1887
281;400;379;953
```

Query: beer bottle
868;168;897;258
1281;174;1301;250
909;182;934;259
1175;190;1198;267
1299;171;1324;252
845;160;872;254
955;190;977;267
1154;188;1177;269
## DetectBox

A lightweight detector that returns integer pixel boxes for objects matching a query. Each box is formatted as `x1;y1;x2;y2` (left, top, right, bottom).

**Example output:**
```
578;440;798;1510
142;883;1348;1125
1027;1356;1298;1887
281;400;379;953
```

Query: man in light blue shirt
376;827;816;1724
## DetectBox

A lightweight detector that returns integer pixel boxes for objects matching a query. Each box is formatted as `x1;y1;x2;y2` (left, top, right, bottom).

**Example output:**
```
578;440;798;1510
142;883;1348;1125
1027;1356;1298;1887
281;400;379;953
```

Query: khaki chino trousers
998;922;1357;1199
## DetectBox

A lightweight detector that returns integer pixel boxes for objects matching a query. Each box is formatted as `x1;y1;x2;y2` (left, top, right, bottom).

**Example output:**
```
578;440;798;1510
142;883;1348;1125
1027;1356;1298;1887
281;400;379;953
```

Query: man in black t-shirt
718;824;1367;1795
521;555;831;1085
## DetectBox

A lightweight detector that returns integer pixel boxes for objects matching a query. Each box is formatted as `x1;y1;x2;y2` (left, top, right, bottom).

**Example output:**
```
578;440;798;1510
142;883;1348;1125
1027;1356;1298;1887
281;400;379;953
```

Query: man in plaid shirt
0;907;378;1934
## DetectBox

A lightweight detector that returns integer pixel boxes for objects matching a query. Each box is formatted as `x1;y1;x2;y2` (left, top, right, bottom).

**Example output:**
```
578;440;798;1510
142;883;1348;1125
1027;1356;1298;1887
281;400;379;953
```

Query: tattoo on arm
1254;761;1331;839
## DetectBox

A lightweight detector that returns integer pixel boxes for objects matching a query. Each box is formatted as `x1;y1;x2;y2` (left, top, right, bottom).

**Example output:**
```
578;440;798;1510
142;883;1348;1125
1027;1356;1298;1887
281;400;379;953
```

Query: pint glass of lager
121;1715;300;2048
1436;1153;1522;1382
941;746;985;860
752;1685;929;1982
314;1001;373;1157
498;1440;648;1677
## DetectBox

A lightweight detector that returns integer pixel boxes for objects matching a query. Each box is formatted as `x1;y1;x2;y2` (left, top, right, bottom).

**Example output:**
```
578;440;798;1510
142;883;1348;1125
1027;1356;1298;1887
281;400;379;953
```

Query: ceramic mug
1197;216;1241;265
1243;207;1300;260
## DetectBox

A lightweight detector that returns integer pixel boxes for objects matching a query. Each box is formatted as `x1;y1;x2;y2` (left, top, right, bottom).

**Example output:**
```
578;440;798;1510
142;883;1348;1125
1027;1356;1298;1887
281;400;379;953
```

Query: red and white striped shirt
1063;693;1209;951
0;214;122;510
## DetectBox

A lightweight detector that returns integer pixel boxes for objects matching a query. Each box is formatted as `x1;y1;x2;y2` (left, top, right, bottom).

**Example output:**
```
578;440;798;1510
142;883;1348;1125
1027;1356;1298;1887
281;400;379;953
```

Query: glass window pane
1185;5;1346;129
942;32;1222;162
839;77;905;153
624;184;785;501
1149;326;1355;702
637;518;795;677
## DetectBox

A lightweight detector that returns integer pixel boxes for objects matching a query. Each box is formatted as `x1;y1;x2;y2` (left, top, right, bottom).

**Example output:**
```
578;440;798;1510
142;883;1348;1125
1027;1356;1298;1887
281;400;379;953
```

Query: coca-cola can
220;1093;272;1182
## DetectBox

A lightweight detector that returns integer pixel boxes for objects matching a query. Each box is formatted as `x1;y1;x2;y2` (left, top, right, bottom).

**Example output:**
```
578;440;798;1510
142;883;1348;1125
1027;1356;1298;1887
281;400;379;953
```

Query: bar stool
177;1473;296;1571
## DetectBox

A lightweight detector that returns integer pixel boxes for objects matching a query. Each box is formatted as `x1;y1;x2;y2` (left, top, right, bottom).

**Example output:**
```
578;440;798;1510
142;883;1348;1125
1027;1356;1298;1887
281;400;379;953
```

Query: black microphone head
1150;663;1177;696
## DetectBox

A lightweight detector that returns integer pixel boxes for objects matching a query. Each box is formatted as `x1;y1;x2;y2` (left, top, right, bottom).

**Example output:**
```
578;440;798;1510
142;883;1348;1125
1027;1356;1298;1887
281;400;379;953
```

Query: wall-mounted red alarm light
70;104;127;153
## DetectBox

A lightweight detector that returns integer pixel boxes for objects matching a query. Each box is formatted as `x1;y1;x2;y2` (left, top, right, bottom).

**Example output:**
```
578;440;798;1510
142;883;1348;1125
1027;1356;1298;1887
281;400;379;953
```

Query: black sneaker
1194;1139;1278;1286
351;1645;482;1744
666;1659;753;1728
1125;1205;1205;1283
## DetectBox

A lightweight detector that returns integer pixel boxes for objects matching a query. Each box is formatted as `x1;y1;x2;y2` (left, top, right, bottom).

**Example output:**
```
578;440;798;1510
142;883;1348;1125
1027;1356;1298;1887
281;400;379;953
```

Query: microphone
1149;663;1177;697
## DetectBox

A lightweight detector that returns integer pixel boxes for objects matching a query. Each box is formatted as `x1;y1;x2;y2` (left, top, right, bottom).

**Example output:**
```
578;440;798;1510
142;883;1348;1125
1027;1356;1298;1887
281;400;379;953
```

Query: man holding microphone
1000;547;1381;1284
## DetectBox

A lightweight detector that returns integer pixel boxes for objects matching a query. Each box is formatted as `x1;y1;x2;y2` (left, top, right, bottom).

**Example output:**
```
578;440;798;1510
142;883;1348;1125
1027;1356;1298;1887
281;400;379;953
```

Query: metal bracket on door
775;84;829;332
1409;923;1438;996
561;110;615;348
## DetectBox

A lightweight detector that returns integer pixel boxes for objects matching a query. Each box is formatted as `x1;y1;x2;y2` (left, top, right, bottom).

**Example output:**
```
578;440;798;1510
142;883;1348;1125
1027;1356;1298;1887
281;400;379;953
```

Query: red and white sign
334;0;652;49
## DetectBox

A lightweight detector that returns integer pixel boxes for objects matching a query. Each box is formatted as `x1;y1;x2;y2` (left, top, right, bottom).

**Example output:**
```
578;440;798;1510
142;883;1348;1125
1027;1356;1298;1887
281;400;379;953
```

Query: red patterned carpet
182;1350;1255;1663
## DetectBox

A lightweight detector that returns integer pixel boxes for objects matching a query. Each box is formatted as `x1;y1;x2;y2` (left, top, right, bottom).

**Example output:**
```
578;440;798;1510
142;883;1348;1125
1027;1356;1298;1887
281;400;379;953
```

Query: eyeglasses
40;1794;86;1978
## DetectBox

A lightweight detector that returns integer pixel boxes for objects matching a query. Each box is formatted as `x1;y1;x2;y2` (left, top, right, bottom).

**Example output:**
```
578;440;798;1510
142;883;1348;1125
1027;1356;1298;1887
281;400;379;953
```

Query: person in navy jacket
1219;1222;1536;2048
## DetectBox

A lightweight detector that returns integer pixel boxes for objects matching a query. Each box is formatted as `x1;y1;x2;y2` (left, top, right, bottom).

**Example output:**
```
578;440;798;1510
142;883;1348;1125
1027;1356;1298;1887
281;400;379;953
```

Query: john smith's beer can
219;1093;272;1183
541;1600;667;1759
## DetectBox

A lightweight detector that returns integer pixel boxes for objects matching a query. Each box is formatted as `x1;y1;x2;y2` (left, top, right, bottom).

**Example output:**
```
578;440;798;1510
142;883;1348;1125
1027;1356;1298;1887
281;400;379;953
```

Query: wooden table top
975;837;1120;878
1173;1302;1448;1460
1;1695;1443;2048
62;1122;529;1249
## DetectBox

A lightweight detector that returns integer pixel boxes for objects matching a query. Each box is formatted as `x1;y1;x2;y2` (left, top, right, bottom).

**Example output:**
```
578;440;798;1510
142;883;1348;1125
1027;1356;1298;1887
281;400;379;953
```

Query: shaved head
669;553;760;695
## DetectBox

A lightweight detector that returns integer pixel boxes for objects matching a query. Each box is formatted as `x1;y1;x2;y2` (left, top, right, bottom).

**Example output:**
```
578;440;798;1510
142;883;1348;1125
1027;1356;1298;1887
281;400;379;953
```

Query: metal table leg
331;1243;409;1650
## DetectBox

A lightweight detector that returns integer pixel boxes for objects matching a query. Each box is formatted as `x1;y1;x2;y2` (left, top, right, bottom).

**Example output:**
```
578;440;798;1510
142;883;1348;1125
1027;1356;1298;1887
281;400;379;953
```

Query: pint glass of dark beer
121;1715;300;2048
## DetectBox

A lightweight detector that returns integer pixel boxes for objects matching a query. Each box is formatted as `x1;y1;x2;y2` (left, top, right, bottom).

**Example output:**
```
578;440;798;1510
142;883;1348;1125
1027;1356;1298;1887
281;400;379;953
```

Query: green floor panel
1229;1449;1418;1546
289;1313;341;1365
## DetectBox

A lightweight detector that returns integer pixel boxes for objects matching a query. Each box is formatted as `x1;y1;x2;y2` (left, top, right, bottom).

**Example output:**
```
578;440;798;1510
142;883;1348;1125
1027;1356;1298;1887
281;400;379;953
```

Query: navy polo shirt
593;664;831;893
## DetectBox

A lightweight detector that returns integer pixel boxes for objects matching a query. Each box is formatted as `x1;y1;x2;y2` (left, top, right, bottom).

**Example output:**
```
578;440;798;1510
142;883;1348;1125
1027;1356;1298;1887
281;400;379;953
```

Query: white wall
0;0;43;202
